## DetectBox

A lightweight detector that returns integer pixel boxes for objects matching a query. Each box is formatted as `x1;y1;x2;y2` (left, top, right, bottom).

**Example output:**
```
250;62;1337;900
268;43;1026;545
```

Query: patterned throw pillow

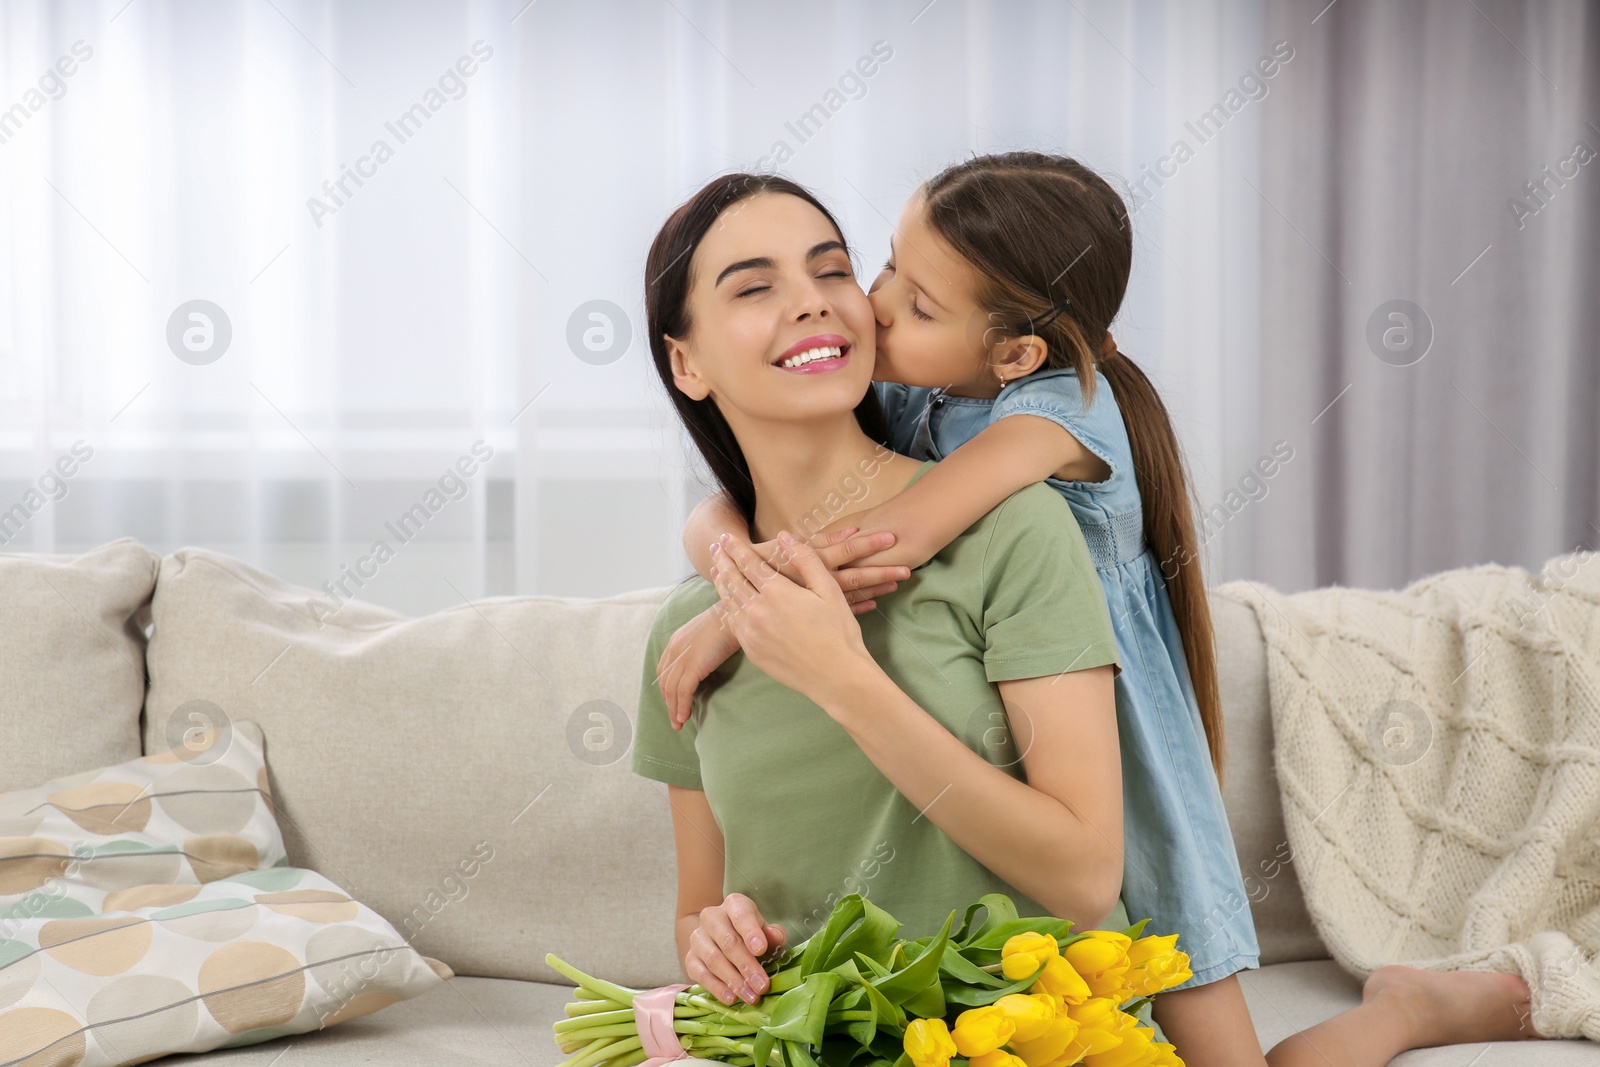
0;721;286;910
0;721;452;1064
0;867;451;1064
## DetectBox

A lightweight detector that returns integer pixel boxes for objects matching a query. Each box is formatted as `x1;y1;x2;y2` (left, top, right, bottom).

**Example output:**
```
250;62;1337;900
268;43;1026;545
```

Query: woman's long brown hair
922;151;1226;783
643;174;888;529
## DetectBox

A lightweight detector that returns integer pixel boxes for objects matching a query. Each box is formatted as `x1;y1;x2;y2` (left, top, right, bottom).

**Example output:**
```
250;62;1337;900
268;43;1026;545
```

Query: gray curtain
1250;0;1599;593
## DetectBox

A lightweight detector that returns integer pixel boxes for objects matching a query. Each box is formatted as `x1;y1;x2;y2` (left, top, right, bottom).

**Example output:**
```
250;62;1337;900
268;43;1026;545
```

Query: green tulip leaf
871;910;952;1004
955;894;1018;945
853;951;892;980
900;981;944;1019
785;1038;822;1067
939;970;1039;1007
963;916;1072;952
762;972;845;1047
754;1027;777;1067
844;1014;877;1047
835;983;867;1011
856;974;905;1030
799;895;900;979
1122;917;1152;940
937;944;1009;988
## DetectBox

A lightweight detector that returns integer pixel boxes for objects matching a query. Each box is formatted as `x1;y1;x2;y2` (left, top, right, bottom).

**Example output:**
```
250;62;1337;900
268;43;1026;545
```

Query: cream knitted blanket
1216;551;1600;1040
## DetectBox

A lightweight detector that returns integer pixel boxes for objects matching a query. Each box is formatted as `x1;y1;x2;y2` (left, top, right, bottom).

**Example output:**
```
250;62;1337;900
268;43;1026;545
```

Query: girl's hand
656;604;742;730
686;893;788;1005
709;531;873;701
754;526;910;606
815;508;923;570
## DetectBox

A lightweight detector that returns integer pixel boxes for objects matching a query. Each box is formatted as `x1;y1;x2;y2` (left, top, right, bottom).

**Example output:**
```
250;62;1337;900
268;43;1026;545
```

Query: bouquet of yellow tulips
546;892;1191;1067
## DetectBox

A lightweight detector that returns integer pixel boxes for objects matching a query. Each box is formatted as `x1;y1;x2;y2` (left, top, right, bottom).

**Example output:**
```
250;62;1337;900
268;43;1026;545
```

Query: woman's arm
706;533;1123;929
819;415;1107;570
811;660;1123;930
665;783;787;1004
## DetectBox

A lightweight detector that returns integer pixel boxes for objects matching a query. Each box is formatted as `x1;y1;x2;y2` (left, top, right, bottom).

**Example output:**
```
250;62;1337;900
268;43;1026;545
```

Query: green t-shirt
631;458;1122;945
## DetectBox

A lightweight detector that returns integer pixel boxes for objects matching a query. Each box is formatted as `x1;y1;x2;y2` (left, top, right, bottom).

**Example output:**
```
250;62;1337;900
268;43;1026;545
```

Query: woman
628;173;1128;1012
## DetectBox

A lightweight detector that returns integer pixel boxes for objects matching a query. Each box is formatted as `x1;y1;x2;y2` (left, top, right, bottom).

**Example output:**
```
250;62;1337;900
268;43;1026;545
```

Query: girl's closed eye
909;296;934;322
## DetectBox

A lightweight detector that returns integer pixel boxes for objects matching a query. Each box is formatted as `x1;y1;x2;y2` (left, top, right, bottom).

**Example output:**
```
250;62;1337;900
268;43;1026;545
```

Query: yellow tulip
951;1005;1016;1057
1008;1013;1082;1067
905;1017;959;1067
1057;1026;1123;1062
1054;1001;1141;1062
1144;1042;1184;1066
1029;955;1092;1005
1124;936;1192;998
1001;931;1060;980
969;1051;1031;1067
1064;997;1120;1029
1063;932;1132;998
994;993;1056;1043
1082;1025;1155;1067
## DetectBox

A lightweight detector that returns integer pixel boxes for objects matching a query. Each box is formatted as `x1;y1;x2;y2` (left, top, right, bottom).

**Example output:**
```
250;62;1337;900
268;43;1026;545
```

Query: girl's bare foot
1362;964;1540;1047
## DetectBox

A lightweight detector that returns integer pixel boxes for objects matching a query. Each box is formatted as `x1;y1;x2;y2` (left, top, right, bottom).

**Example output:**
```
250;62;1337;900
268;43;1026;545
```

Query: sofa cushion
144;548;684;989
0;538;158;793
128;967;1600;1065
1238;960;1595;1063
1212;593;1325;966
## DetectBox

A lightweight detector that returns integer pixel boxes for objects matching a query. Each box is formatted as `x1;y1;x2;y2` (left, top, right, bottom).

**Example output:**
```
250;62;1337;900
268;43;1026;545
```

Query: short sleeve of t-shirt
978;484;1121;682
630;579;717;790
989;369;1123;494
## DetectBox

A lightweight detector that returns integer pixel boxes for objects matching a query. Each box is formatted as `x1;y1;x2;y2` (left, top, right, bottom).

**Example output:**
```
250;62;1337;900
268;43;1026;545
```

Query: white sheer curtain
1;0;1268;610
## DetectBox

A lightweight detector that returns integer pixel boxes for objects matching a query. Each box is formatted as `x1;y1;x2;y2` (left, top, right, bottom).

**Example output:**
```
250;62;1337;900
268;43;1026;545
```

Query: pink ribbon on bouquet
634;983;711;1067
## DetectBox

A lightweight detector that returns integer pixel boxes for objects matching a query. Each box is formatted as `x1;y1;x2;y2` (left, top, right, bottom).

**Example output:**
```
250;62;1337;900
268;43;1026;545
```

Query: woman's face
867;193;996;392
666;192;877;426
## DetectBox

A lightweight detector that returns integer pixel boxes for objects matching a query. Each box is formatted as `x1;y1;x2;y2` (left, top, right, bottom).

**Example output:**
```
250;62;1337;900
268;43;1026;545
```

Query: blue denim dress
873;371;1260;988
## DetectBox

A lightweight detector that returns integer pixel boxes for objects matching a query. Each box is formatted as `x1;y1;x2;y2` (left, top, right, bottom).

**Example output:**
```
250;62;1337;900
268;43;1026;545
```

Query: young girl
655;154;1540;1065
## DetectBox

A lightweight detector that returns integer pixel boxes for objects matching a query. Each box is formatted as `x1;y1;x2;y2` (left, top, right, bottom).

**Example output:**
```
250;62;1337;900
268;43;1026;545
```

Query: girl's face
868;194;1000;395
666;192;877;426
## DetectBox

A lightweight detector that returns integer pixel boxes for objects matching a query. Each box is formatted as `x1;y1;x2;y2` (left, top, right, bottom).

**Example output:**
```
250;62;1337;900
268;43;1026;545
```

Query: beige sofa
5;539;1591;1065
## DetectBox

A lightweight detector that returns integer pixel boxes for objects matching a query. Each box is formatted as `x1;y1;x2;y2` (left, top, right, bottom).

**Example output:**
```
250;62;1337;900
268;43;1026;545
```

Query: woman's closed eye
736;268;853;299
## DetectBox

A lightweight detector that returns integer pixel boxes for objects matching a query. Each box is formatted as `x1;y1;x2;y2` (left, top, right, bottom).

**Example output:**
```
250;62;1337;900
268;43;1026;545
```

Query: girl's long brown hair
922;151;1226;782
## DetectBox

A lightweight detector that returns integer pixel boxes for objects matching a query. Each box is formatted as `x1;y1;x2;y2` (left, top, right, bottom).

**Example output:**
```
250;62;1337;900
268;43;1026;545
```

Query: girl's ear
666;334;712;401
994;335;1049;379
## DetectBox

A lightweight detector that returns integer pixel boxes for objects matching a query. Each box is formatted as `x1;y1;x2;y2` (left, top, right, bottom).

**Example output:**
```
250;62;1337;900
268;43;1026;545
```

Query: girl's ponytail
923;151;1226;782
1096;348;1224;781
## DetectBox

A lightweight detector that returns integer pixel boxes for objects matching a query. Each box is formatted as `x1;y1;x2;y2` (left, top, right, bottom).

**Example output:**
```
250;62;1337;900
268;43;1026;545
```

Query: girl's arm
684;490;750;581
827;415;1109;569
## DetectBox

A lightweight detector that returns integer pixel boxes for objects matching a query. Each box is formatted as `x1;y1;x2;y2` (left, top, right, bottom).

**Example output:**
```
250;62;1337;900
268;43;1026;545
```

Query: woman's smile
773;333;852;374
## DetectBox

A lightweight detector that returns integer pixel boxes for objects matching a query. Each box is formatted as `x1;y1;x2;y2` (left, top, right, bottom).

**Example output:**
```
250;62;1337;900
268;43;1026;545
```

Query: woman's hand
709;530;875;702
659;529;907;730
686;893;788;1005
